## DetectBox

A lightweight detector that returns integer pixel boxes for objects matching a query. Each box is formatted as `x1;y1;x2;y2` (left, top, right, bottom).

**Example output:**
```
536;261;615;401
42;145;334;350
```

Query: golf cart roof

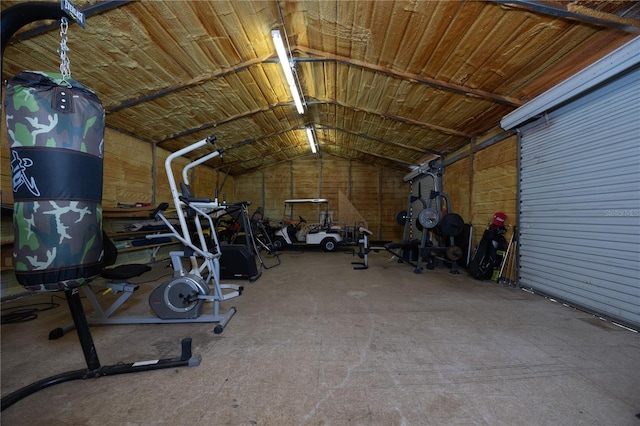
283;199;329;204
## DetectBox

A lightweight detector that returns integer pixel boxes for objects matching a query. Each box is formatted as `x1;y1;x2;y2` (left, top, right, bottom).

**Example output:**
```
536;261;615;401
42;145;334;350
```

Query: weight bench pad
101;264;151;281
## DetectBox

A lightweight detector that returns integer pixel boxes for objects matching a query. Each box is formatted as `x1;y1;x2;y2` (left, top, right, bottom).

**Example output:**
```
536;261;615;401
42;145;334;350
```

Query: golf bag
468;227;508;280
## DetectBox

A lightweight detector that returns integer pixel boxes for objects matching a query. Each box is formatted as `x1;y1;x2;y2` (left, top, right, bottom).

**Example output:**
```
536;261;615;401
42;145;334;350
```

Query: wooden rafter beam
310;100;473;138
321;142;414;168
228;156;305;176
211;145;313;175
106;53;275;112
106;49;482;144
236;147;410;176
155;102;293;145
227;127;299;151
156;97;470;147
225;124;432;158
108;40;480;149
201;126;416;171
294;47;523;107
315;125;440;156
196;127;311;169
492;1;640;33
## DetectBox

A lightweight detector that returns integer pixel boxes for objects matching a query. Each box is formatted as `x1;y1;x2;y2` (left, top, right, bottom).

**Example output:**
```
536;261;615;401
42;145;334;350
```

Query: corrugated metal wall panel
519;67;640;328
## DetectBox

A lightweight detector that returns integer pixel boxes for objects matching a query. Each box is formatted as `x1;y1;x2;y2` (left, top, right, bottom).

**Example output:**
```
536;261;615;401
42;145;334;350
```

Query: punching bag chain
58;17;71;83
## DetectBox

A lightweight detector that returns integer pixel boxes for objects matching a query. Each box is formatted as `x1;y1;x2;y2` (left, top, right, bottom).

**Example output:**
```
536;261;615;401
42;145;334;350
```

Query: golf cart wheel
321;237;337;252
272;236;287;251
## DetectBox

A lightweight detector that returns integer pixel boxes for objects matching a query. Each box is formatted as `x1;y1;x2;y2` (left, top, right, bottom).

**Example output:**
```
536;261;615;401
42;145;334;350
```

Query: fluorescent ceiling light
271;29;304;114
306;127;317;153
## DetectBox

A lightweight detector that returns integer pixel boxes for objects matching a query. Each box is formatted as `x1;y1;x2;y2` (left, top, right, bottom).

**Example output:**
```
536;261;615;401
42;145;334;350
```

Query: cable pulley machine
386;164;465;274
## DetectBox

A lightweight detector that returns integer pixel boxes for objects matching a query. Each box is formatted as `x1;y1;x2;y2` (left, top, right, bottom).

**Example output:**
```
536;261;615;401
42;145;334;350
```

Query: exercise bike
50;136;242;337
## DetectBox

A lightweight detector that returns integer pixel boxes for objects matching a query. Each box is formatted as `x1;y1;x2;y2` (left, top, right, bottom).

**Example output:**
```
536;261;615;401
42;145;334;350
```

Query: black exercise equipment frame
1;288;200;411
385;167;464;274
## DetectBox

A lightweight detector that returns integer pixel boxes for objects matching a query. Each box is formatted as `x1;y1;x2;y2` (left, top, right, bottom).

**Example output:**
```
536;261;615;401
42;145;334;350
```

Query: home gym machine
351;227;374;270
214;200;280;280
249;206;282;267
212;201;262;281
385;162;465;274
117;136;242;331
2;3;198;410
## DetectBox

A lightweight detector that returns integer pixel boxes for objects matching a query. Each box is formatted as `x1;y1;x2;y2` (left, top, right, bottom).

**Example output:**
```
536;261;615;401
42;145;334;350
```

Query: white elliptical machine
49;136;242;337
148;135;242;333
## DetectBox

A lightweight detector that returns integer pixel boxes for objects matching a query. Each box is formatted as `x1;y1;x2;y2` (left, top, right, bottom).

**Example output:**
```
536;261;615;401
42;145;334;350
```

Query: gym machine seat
100;231;152;280
47;232;153;340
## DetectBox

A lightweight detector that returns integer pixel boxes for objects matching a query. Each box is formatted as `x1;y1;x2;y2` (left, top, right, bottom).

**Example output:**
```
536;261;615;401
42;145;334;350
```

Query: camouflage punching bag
4;71;104;291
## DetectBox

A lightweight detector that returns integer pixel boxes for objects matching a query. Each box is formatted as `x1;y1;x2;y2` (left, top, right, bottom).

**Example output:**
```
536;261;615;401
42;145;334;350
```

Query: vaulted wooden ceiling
2;1;639;175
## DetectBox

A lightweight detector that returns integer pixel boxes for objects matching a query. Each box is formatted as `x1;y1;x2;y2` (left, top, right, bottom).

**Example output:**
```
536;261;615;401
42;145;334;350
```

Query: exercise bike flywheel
149;274;208;319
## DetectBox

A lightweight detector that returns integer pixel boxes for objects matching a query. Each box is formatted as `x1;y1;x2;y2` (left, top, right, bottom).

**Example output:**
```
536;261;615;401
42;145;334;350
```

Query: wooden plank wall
443;134;518;248
471;136;518;245
230;162;290;223
320;156;349;221
104;130;236;208
234;155;407;242
350;161;379;232
189;165;233;204
379;168;410;242
443;156;471;222
104;129;153;207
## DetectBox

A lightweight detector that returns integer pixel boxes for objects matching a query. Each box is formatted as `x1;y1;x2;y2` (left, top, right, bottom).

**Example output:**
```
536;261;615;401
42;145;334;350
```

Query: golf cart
272;199;345;252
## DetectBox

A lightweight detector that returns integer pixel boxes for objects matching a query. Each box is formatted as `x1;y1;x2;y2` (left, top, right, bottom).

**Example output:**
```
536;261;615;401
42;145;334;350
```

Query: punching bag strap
11;147;103;202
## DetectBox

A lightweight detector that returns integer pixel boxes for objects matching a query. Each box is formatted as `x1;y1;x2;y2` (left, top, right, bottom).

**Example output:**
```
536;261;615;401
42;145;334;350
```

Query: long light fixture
306;127;317;154
271;29;304;114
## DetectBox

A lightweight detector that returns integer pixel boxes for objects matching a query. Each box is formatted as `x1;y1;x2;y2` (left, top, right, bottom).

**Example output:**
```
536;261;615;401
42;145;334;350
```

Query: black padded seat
100;231;151;280
384;240;420;250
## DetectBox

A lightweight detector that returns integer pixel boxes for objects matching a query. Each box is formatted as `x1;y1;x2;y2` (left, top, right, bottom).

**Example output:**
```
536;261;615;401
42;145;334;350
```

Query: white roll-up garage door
518;67;640;328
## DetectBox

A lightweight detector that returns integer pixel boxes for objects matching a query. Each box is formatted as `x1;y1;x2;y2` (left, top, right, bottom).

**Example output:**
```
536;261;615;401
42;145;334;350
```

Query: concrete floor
1;249;639;425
